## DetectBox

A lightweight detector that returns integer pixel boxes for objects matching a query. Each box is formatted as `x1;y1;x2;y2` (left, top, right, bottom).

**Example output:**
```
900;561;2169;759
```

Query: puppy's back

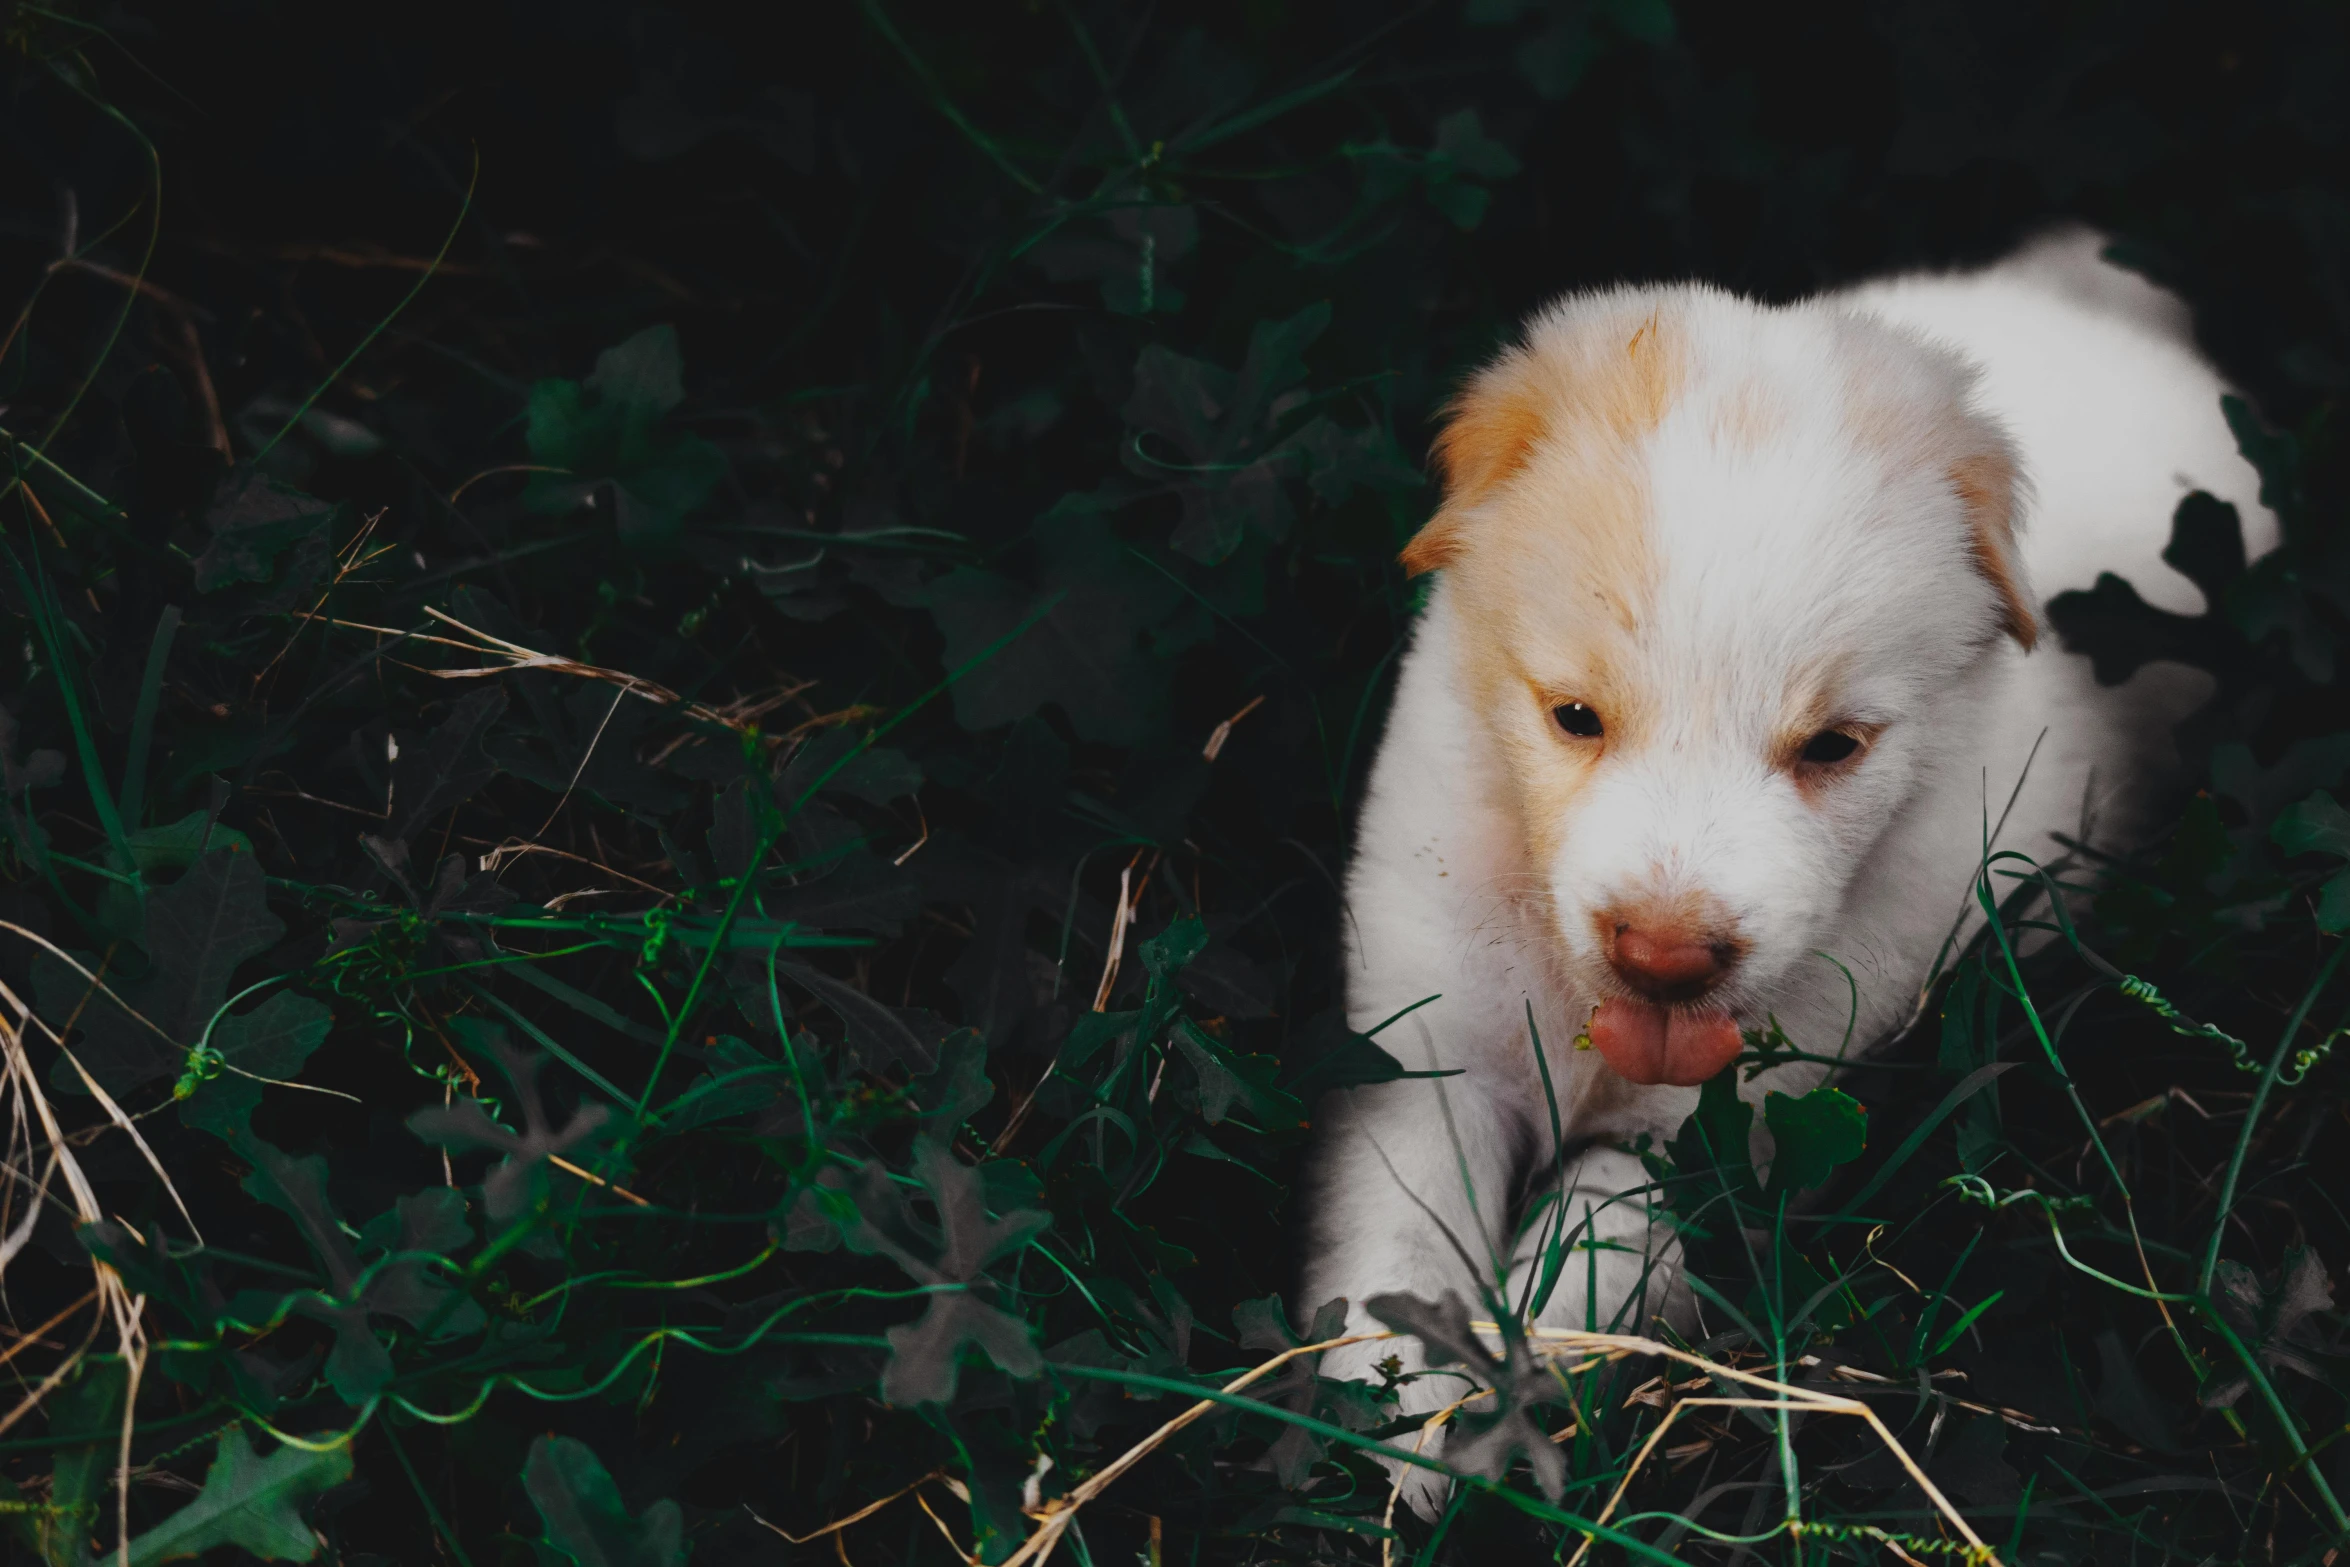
1837;231;2275;616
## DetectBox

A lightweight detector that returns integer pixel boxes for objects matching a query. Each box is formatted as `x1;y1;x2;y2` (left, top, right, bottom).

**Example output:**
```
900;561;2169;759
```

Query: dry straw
769;1321;2004;1567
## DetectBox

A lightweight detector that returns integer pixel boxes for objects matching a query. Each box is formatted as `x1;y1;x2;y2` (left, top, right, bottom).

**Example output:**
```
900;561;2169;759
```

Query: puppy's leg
1507;1145;1685;1341
1300;1050;1532;1517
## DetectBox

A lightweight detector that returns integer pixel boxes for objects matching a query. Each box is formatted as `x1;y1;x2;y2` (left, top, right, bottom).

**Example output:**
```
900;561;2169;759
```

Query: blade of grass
37;62;161;454
252;148;478;463
6;542;139;904
457;979;633;1108
118;604;180;831
1836;1062;2014;1215
2198;937;2347;1296
857;0;1045;195
1171;66;1359;156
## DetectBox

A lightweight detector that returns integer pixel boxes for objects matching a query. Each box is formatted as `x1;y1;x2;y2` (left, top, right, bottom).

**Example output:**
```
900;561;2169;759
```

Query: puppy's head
1406;287;2033;1087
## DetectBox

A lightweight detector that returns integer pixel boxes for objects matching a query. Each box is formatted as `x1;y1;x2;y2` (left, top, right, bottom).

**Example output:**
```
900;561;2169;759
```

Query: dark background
1;1;2347;1563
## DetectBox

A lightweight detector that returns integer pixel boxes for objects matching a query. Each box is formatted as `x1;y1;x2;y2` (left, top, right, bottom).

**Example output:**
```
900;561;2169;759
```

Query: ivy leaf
1366;1291;1565;1500
925;498;1180;743
1763;1086;1867;1194
1122;304;1332;564
192;467;342;594
911;1030;995;1135
1233;1294;1364;1486
523;1434;687;1567
1422;109;1522;227
2272;790;2350;931
2047;490;2252;685
389;686;509;844
17;1360;125;1566
835;1139;1049;1405
177;991;332;1141
777;959;949;1073
1028;200;1198;314
1139;916;1209;977
1283;1009;1464;1097
1171;1017;1305;1128
233;1134;397;1404
121;1426;351;1566
353;1187;484;1338
2204;1248;2340;1409
122;809;254;876
524;325;727;551
40;846;284;1096
2222;393;2306;538
405;1023;615;1225
2230;550;2338;683
2162;490;2249;610
1667;1069;1758;1195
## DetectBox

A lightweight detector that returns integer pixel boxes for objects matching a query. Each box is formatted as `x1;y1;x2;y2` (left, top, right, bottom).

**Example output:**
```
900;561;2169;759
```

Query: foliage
0;1;2346;1564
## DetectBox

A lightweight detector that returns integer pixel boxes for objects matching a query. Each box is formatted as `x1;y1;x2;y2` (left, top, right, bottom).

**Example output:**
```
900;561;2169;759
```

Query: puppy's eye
1799;729;1861;765
1553;702;1604;739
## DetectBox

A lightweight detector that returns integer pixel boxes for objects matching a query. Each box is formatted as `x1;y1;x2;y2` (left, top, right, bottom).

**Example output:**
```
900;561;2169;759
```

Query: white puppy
1300;231;2275;1475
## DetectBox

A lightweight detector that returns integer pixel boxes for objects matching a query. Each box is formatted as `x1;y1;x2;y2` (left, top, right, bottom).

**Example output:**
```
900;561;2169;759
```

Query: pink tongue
1588;999;1744;1087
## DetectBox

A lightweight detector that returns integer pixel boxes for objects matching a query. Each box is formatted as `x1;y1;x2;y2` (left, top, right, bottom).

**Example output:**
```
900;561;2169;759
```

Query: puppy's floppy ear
1948;442;2038;651
1400;354;1548;577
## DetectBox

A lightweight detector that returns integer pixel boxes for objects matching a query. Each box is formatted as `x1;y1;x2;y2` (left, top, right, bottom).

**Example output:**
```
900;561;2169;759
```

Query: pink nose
1608;924;1734;1000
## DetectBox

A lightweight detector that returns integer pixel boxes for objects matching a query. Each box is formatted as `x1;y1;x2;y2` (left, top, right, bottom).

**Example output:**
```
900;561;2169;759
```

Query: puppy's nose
1608;922;1736;1001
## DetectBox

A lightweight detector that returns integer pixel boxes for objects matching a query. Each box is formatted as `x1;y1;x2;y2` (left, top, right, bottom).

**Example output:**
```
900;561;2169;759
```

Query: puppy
1300;230;2276;1491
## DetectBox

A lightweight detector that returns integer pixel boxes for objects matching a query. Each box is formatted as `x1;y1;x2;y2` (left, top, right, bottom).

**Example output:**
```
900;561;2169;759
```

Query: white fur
1299;231;2275;1500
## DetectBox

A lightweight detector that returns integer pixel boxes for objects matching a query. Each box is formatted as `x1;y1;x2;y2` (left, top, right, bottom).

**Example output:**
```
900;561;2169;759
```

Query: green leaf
523;1435;687;1567
21;1360;125;1566
233;1135;391;1404
1365;1291;1565;1500
1763;1086;1867;1194
1601;0;1678;46
41;846;286;1096
911;1029;995;1134
2160;490;2249;611
1139;916;1209;978
926;500;1180;742
777;959;950;1073
524;325;726;551
177;990;332;1140
192;469;343;594
122;1426;351;1566
1027;201;1198;314
1432;107;1521;180
1667;1068;1756;1193
1171;1016;1305;1128
836;1139;1049;1405
406;1028;616;1226
584;324;688;418
2274;789;2350;860
389;686;509;844
123;810;254;875
2273;791;2350;930
1285;1025;1419;1094
1119;305;1334;564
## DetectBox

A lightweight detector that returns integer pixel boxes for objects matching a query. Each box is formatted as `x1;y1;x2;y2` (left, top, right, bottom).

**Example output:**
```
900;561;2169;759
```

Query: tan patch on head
1402;305;1683;576
1948;450;2037;650
1407;300;1688;872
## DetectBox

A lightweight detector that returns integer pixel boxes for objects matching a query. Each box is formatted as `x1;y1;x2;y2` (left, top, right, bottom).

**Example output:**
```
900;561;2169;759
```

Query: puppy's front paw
1386;1453;1457;1523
